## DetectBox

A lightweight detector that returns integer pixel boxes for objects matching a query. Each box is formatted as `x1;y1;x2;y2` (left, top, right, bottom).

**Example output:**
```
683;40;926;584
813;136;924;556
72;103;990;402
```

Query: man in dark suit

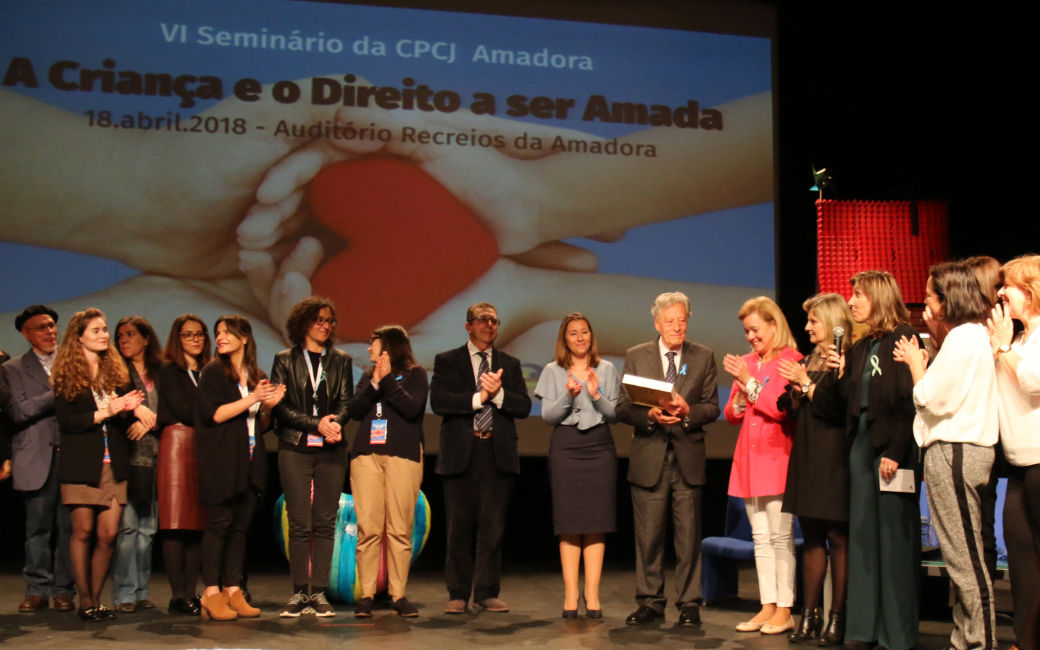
1;305;75;613
617;291;719;627
431;301;531;614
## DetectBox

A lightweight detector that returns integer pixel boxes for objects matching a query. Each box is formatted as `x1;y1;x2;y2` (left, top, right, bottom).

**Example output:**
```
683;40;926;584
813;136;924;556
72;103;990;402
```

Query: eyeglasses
180;332;206;341
469;316;500;327
313;316;337;327
27;322;58;332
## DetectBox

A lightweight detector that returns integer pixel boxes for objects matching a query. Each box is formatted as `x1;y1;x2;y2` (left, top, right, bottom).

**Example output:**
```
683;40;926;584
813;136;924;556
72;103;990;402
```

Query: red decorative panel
816;199;949;303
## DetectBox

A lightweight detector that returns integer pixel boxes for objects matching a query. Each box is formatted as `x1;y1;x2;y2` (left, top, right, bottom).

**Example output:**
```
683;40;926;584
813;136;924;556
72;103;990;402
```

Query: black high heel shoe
581;594;602;619
562;608;578;619
817;609;846;647
788;607;822;643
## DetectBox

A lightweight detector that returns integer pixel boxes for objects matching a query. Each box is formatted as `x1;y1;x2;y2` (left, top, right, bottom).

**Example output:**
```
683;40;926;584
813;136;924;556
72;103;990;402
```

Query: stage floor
0;564;1017;649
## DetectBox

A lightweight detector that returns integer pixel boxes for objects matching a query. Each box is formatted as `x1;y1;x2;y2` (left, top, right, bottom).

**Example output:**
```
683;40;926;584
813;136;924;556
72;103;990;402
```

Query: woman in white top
987;254;1040;650
895;261;998;650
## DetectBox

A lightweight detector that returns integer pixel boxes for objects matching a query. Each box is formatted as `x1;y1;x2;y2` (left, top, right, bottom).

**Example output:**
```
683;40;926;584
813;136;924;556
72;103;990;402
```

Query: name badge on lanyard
303;348;326;416
370;402;387;445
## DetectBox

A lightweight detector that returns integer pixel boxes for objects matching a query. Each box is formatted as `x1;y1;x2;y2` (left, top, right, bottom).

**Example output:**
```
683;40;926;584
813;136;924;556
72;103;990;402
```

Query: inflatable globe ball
273;491;432;603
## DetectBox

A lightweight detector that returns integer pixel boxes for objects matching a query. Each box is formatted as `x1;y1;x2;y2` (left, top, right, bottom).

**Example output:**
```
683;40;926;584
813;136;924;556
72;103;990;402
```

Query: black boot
788;607;822;643
818;609;846;647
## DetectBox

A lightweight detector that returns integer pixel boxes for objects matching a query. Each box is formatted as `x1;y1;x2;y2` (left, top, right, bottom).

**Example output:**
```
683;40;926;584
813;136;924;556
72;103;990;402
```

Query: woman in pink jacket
723;296;801;635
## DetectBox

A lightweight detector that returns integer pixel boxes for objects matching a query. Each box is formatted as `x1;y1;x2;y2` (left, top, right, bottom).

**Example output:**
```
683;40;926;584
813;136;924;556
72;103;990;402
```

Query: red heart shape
309;158;499;340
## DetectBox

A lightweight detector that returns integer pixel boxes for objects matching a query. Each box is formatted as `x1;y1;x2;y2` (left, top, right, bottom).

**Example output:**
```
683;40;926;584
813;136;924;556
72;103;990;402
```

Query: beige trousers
349;453;423;599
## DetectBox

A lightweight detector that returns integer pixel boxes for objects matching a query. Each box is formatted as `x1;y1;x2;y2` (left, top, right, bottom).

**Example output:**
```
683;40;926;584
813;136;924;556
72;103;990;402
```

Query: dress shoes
115;602;137;614
169;597;201;616
562;608;578;619
678;604;701;627
582;595;602;619
93;604;116;620
444;599;467;614
818;610;846;647
761;616;795;635
788;607;823;643
18;595;47;613
625;605;661;625
476;597;509;612
52;593;76;612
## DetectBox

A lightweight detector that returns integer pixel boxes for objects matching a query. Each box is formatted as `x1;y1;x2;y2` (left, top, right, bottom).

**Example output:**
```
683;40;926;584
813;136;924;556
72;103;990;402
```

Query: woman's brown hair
850;270;911;335
929;261;990;326
116;315;163;380
370;325;418;375
214;314;264;390
163;313;211;371
963;255;1002;308
51;307;129;401
553;313;601;368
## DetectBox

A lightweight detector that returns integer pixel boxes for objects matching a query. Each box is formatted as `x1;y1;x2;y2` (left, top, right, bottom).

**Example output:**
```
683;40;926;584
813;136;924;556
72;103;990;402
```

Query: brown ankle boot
226;589;260;618
200;592;237;621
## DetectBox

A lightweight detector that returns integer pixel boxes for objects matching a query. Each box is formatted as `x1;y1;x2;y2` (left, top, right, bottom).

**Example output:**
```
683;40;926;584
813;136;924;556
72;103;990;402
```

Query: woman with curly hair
270;297;353;618
52;308;144;621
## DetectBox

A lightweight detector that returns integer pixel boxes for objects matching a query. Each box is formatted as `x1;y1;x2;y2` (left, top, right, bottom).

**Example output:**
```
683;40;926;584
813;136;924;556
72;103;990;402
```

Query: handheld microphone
832;326;845;379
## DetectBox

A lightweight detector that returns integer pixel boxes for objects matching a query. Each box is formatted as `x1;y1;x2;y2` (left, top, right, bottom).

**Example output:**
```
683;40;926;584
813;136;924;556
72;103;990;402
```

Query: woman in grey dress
535;313;620;619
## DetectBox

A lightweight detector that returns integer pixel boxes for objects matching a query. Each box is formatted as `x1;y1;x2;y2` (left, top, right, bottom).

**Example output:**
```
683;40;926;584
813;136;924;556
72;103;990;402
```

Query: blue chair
701;496;804;603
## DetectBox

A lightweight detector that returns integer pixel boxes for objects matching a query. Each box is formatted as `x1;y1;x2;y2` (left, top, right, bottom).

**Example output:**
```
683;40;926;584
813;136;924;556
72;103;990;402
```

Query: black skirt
548;423;617;536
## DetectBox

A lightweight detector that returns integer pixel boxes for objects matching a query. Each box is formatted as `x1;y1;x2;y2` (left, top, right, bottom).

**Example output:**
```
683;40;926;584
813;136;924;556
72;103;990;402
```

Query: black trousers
278;446;346;592
201;489;257;588
442;438;514;603
1004;464;1040;650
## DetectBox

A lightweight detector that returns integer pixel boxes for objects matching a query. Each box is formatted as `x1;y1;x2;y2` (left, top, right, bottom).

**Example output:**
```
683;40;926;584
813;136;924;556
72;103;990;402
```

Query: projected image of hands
233;81;774;364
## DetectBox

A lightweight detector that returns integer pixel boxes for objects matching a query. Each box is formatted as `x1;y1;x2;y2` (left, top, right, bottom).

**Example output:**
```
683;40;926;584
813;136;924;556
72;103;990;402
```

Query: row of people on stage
720;256;1040;650
1;255;1037;650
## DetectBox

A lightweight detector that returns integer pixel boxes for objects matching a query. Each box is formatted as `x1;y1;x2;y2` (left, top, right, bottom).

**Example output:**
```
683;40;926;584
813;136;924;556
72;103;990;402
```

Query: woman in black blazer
156;313;211;615
777;294;853;645
194;315;284;621
827;271;921;650
51;308;144;621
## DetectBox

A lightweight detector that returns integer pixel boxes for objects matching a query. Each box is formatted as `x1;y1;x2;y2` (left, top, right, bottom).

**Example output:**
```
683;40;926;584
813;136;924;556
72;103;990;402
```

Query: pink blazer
725;347;802;498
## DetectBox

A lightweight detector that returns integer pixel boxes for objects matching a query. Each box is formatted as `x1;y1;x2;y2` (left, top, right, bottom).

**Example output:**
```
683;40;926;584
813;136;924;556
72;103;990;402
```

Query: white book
622;374;674;408
878;468;916;493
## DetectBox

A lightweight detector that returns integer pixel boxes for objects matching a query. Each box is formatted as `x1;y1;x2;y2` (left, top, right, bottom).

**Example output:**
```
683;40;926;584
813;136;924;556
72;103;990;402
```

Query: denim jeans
22;451;74;598
112;484;157;603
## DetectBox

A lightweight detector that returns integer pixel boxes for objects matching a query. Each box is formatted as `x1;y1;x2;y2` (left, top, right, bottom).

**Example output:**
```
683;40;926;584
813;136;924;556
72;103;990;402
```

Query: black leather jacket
270;346;353;446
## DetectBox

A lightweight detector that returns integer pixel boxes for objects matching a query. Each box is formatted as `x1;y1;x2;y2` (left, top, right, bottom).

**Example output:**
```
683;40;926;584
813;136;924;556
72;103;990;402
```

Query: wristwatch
997;343;1012;356
800;380;812;393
